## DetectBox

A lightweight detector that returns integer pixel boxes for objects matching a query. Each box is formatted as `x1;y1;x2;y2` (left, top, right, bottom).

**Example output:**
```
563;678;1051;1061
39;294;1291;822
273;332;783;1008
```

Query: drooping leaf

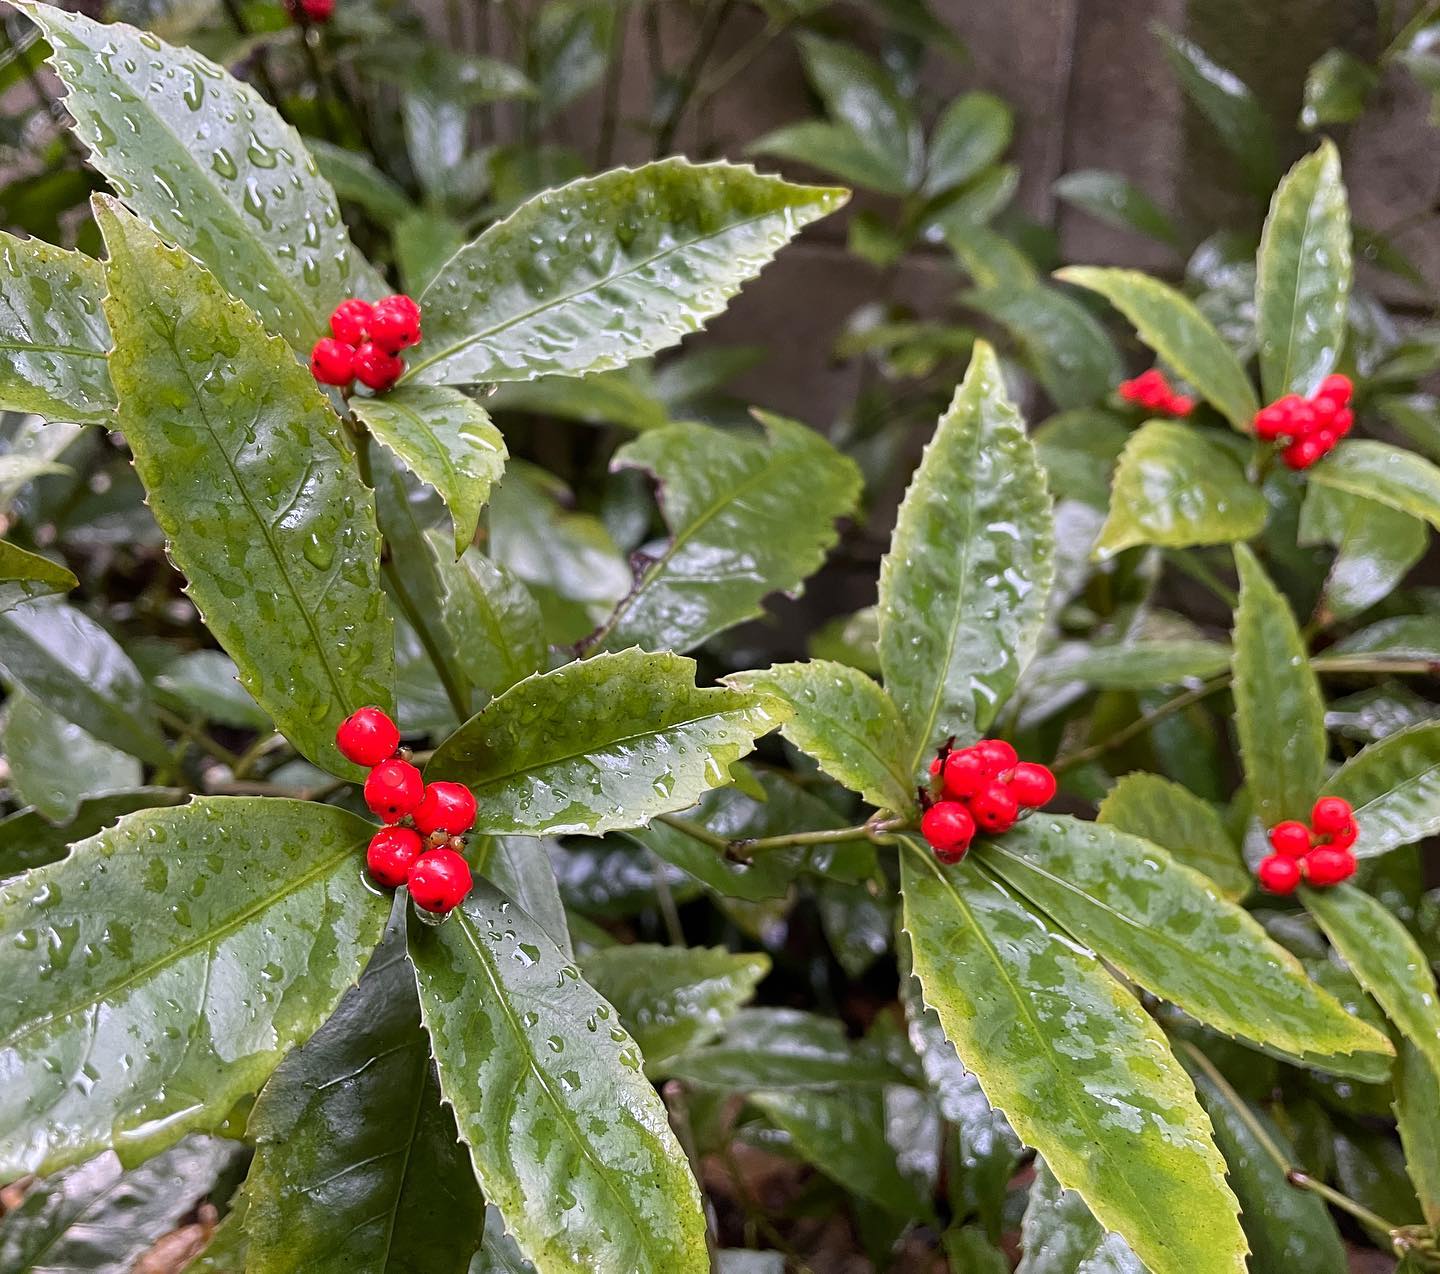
1322;722;1440;858
98;201;394;777
409;880;709;1274
1052;170;1182;248
1232;544;1327;828
1095;421;1265;557
1299;484;1427;621
1308;440;1440;531
1255;140;1351;401
0;230;113;423
0;540;77;615
22;4;382;351
1;691;141;822
924;92;1012;195
590;414;861;654
899;838;1246;1274
979;816;1392;1078
0;787;185;879
1016;1158;1145;1274
1055;267;1259;431
409;160;846;386
877;342;1054;773
724;660;914;815
352;385;507;556
0;798;387;1178
245;924;484;1274
1394;1039;1440;1227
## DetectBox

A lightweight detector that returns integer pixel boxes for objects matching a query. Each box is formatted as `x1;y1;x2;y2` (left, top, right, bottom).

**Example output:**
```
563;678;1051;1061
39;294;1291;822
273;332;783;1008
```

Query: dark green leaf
429;538;545;700
0;787;184;879
99;201;394;777
0;541;77;615
1308;439;1440;531
309;140;416;224
152;649;270;731
1394;1038;1440;1227
1027;639;1232;691
394;209;468;296
1299;484;1427;621
1332;1119;1423;1233
410;880;709;1274
751;121;909;195
925;93;1012;195
1052;170;1182;248
1323;721;1440;858
184;1188;249;1273
1032;410;1131;511
489;369;670;433
0;797;387;1177
1016;1158;1145;1274
1;691;141;822
1300;49;1377;129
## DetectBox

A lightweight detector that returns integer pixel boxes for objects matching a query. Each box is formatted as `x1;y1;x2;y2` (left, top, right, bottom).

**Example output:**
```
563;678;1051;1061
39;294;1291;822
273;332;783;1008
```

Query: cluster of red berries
310;296;422;395
1257;797;1359;894
919;740;1057;863
335;707;474;915
1118;369;1194;418
283;0;333;22
1253;374;1353;470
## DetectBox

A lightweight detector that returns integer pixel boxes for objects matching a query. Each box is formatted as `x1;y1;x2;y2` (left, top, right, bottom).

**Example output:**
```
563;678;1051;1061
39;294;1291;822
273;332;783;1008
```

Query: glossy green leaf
0;230;113;423
1;691;141;822
581;943;769;1070
152;649;270;731
0;600;168;765
590;414;861;654
99;201;394;777
309;139;416;224
1032;410;1131;512
410;880;708;1274
1052;170;1181;248
427;649;785;836
245;925;483;1274
899;838;1245;1274
1394;1039;1440;1227
0;787;185;879
749;121;908;195
353;386;507;557
1095;421;1265;557
428;536;545;699
1308;440;1440;531
1028;639;1232;690
1301;49;1377;128
0;541;77;615
1323;722;1440;858
724;659;914;815
409;160;845;386
924;92;1012;195
1097;772;1250;900
0;797;387;1177
1017;1158;1145;1274
1256;140;1351;401
877;342;1054;772
1232;544;1327;827
980;816;1392;1077
489;369;670;433
1055;267;1258;431
472;834;571;955
1299;484;1427;621
1328;616;1440;663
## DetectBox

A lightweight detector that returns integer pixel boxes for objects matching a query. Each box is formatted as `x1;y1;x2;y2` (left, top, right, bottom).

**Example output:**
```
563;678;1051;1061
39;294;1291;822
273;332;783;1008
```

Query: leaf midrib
1267;157;1327;398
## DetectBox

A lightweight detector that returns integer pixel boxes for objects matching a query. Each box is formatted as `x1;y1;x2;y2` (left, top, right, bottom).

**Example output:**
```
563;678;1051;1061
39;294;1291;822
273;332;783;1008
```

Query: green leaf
409;160;846;386
394;209;468;296
23;4;382;351
489;369;670;433
352;385;507;556
590;414;861;654
1232;544;1327;827
98;200;394;778
0;600;168;765
428;536;545;699
1028;639;1232;691
1255;140;1351;401
1307;440;1440;531
1032;410;1131;511
309;139;416;224
245;925;483;1274
472;834;571;955
410;880;708;1274
1299;484;1427;621
1094;422;1265;557
1;691;142;822
581;943;769;1070
0;787;185;879
0;541;77;615
750;121;910;195
426;649;786;836
1055;267;1259;431
1323;722;1440;858
898;838;1246;1274
1017;1158;1145;1274
1394;1039;1440;1227
0;797;388;1177
979;816;1392;1077
0;230;113;424
924;92;1012;195
1301;49;1378;129
1052;170;1182;248
1328;616;1440;663
724;659;914;815
185;1188;250;1273
152;649;271;731
877;342;1054;772
1097;772;1250;900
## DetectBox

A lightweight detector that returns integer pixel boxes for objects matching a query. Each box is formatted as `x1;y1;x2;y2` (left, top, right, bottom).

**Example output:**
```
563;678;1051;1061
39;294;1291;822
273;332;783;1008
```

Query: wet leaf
99;201;394;778
1301;49;1377;129
1256;140;1351;401
1056;267;1258;431
1328;615;1440;663
310;139;416;225
152;649;271;731
878;342;1054;772
1299;484;1426;621
898;837;1246;1274
0;541;77;615
1322;722;1440;858
0;797;387;1177
0;230;113;423
1016;1158;1145;1274
410;160;845;386
1308;440;1440;531
353;386;507;557
1394;1039;1440;1227
410;881;708;1274
1032;410;1131;512
1027;639;1231;691
1;691;141;823
1052;170;1182;247
0;788;185;880
472;834;572;956
925;92;1012;195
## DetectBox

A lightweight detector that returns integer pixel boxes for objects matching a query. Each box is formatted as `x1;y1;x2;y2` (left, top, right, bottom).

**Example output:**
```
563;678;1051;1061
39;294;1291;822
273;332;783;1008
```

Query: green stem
157;707;243;769
1384;0;1440;59
1167;550;1239;608
656;813;903;860
654;0;736;155
1052;675;1232;775
231;731;286;780
1312;655;1439;675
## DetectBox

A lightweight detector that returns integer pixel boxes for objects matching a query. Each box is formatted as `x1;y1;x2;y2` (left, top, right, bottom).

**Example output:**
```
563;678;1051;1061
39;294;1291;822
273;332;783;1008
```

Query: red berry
1118;377;1142;404
364;758;424;823
413;781;478;836
1324;822;1358;851
971;780;1020;833
1331;406;1354;437
408;847;472;913
330;299;374;345
1281;437;1325;470
1311;797;1353;835
1306;846;1356;887
310;337;355;387
366;826;422;888
1007;761;1056;809
973;739;1019;777
1316;373;1352;406
1253;405;1286;441
300;0;334;20
942;748;988;799
1268;820;1312;859
921;801;975;859
336;706;400;767
353;343;406;392
1312;429;1339;456
928;755;943;777
1257;854;1301;895
1167;394;1195;417
370;295;423;353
